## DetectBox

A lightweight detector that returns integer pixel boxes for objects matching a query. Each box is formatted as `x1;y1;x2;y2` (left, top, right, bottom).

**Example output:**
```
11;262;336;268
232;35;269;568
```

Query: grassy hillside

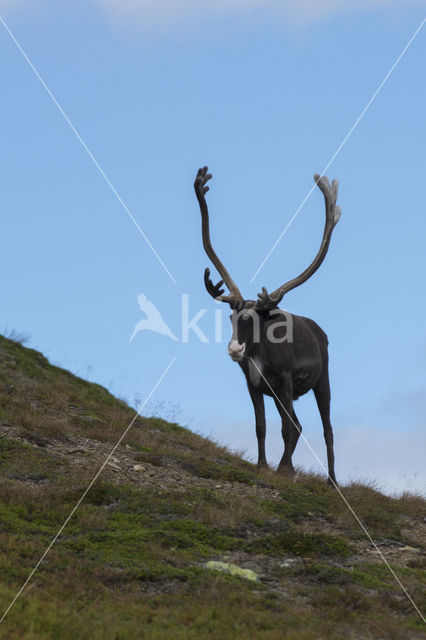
0;334;425;639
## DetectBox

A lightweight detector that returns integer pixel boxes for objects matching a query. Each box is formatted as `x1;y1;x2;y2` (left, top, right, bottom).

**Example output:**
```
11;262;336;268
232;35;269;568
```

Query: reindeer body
237;313;326;399
232;310;335;480
194;167;340;485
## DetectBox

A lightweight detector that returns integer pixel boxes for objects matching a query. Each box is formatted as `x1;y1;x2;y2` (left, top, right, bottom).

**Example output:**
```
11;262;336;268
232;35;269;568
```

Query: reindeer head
194;166;341;362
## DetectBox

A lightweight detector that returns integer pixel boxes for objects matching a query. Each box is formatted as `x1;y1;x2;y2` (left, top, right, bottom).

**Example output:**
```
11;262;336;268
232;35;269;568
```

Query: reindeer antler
195;167;244;307
256;174;341;310
204;268;224;298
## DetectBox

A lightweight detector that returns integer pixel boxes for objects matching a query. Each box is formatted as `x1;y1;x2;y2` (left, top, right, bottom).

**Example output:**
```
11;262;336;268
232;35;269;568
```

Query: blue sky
1;1;425;494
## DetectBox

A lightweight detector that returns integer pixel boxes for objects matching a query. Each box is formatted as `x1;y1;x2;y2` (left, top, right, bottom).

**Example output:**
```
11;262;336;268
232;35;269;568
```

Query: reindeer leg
248;385;267;470
274;379;297;474
314;368;337;487
290;409;302;456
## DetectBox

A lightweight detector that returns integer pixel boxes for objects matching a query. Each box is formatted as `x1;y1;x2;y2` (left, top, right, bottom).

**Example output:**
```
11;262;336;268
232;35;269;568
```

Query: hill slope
0;335;425;639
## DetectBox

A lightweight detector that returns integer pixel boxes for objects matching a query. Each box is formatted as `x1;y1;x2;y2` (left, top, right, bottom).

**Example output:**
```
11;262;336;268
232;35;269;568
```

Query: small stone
133;464;145;472
107;461;120;471
205;561;259;582
241;561;263;574
279;558;298;568
2;384;15;395
66;448;88;455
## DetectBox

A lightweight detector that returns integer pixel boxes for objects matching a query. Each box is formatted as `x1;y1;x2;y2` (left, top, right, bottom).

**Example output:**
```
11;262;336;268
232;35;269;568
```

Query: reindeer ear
232;299;244;312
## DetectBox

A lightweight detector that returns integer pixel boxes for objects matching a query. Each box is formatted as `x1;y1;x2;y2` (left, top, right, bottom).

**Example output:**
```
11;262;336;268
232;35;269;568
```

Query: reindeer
194;166;341;486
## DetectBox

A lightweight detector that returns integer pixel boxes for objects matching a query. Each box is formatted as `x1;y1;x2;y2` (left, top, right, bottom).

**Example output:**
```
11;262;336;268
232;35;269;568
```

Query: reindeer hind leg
290;409;302;456
313;367;337;487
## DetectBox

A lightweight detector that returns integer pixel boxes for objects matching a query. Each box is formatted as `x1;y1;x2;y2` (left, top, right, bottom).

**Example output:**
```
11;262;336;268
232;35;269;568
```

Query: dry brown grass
1;334;425;639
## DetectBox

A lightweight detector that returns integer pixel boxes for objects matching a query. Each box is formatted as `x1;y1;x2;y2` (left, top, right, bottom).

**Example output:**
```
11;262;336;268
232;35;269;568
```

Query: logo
130;294;293;344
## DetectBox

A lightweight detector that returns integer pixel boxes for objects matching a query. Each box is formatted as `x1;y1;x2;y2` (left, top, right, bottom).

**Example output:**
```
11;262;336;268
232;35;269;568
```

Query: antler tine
204;268;224;299
316;174;342;228
195;167;244;305
256;173;341;309
203;268;242;305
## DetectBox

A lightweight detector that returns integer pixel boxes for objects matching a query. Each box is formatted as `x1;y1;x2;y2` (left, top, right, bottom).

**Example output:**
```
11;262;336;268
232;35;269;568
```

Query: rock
376;539;405;547
133;464;145;472
241;561;263;574
2;384;15;395
24;435;50;448
205;561;259;582
279;558;299;568
107;461;120;471
66;448;88;455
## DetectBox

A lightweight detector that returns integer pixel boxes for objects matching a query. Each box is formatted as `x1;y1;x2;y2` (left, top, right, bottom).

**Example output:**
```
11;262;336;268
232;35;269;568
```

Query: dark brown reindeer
194;166;341;486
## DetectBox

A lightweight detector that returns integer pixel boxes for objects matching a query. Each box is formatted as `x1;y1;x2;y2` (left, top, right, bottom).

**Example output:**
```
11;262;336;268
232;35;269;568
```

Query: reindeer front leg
248;384;267;470
273;377;297;474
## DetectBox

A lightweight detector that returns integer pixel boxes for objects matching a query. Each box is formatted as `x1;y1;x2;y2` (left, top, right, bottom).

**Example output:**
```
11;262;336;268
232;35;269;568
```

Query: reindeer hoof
276;464;295;476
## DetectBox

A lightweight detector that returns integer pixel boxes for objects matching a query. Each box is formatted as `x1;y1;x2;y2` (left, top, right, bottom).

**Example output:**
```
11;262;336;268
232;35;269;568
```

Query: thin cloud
93;0;426;29
0;0;41;10
1;0;425;29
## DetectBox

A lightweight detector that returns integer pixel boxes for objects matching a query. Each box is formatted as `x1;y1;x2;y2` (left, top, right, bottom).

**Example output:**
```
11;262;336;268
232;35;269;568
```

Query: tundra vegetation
0;334;424;639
